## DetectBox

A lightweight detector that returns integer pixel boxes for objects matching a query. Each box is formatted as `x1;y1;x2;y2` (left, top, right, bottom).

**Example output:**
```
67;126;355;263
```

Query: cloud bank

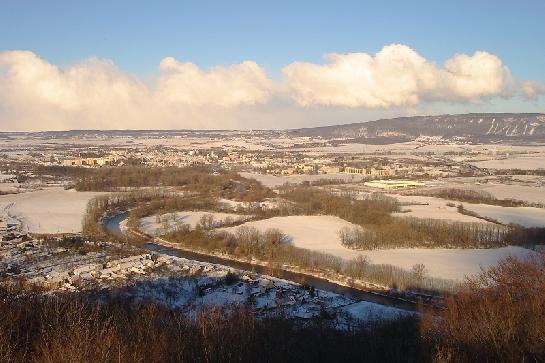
0;45;543;130
157;57;274;107
283;44;514;108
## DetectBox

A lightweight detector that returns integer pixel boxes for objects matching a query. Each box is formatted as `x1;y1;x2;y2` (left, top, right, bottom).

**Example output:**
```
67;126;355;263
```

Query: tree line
403;187;544;208
74;166;273;202
164;226;455;293
0;283;424;363
338;218;511;249
83;189;453;293
280;187;544;248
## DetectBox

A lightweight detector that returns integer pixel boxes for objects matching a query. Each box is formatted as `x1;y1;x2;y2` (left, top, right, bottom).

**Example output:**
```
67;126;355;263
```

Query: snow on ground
473;184;545;205
362;246;535;281
462;204;545;227
1;235;406;322
0;187;105;233
0;172;19;193
219;215;535;280
0;173;16;182
219;215;361;259
0;182;20;193
470;156;545;170
391;195;487;223
339;301;411;322
291;142;545;158
218;197;288;212
239;172;365;188
218;198;247;210
139;211;251;237
432;180;545;205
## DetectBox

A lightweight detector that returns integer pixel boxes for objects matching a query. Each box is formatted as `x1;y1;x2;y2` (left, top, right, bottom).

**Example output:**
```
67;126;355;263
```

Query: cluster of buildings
62;156;117;167
68;147;460;179
12;138;473;181
340;166;396;177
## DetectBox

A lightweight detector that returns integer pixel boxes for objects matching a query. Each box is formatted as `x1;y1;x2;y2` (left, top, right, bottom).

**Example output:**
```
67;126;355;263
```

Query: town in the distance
2;113;545;360
4;0;545;359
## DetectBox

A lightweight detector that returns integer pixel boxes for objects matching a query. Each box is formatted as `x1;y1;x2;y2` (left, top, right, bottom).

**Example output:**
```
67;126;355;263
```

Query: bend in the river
103;212;419;311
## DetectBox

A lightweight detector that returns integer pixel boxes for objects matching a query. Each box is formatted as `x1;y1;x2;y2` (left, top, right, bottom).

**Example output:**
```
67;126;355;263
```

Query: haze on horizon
1;0;544;132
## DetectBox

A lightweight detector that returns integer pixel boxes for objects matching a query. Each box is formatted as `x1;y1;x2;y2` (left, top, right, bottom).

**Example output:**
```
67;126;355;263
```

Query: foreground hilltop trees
1;255;543;362
0;285;423;362
423;254;545;361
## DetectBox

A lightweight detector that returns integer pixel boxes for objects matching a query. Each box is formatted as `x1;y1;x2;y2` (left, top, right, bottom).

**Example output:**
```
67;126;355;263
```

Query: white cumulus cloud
520;80;545;99
282;44;514;108
157;57;274;107
0;51;275;130
0;46;543;131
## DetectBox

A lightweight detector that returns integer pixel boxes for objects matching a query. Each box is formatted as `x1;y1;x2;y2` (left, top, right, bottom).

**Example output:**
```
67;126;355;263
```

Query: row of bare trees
338;218;511;250
281;187;544;248
403;187;544;208
163;226;455;293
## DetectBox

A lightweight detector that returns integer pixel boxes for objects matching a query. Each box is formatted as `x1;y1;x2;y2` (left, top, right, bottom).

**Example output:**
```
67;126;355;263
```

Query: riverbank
104;212;427;310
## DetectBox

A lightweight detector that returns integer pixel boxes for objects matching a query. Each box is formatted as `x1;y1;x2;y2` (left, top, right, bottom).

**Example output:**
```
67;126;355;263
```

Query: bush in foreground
423;254;545;362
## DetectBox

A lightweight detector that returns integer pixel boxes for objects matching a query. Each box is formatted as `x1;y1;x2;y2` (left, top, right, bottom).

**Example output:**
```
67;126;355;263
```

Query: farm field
219;215;360;259
218;215;533;280
462;204;545;227
392;194;487;223
467;184;545;204
0;187;104;234
362;246;534;280
469;156;545;170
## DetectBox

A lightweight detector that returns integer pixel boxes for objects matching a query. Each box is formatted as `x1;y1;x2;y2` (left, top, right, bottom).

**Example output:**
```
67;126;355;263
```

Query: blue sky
2;0;543;78
0;0;544;130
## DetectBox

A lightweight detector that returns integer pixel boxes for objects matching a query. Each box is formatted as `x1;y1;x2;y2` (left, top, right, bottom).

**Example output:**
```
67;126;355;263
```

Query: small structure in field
364;180;425;190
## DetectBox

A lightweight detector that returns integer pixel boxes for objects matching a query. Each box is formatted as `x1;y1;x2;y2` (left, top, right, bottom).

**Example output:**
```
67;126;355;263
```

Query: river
103;212;418;311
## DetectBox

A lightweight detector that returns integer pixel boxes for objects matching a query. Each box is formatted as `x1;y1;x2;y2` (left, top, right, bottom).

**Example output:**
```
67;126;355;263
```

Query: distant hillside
290;113;545;143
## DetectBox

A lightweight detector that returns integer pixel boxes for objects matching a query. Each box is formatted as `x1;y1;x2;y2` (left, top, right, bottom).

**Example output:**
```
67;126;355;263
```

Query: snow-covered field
362;246;535;281
339;301;413;322
435;182;545;205
219;215;535;280
0;173;16;182
218;198;285;211
0;187;104;233
139;211;252;237
292;142;545;158
474;184;545;204
239;172;365;188
392;195;487;223
470;156;545;170
0;182;20;193
463;204;545;227
219;215;360;259
386;189;545;227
